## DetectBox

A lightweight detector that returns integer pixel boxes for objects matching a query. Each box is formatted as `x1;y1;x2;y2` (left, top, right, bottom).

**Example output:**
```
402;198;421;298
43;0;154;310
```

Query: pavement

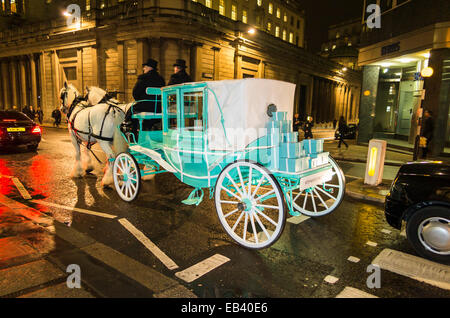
0;123;443;298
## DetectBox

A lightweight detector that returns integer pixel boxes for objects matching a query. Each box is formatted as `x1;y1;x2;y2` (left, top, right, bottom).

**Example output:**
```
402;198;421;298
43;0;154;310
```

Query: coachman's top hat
173;59;187;69
143;58;158;69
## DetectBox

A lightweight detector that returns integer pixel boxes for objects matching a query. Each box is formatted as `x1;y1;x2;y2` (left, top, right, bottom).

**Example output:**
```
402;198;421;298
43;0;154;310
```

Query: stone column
422;48;450;156
10;59;19;108
357;65;381;143
19;57;28;108
1;59;11;109
117;41;125;99
29;54;39;108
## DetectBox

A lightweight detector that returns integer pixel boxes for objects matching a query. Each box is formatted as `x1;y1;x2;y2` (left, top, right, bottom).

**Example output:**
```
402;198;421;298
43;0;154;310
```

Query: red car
0;111;42;151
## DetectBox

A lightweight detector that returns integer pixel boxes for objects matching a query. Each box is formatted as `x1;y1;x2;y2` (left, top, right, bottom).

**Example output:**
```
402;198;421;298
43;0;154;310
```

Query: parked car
334;123;357;140
385;161;450;264
0;111;42;151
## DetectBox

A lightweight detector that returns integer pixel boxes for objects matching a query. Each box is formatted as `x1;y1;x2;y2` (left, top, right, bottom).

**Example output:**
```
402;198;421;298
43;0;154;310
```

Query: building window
231;4;237;20
282;29;287;41
242;9;248;23
206;0;212;8
267;22;272;31
10;0;17;13
268;3;273;14
289;32;294;44
276;8;280;18
257;0;262;6
275;26;280;37
284;13;288;22
297;19;300;29
86;0;90;10
219;0;225;15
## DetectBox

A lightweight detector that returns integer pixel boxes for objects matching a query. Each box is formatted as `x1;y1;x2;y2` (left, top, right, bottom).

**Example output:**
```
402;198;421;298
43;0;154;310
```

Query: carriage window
183;91;203;131
167;93;178;130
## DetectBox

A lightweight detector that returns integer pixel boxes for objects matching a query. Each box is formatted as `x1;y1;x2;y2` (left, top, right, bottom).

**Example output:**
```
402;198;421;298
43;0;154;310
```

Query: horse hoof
85;168;94;174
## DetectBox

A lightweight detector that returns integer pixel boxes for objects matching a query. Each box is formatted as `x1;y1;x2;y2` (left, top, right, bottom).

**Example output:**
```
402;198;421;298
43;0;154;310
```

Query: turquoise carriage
113;79;345;249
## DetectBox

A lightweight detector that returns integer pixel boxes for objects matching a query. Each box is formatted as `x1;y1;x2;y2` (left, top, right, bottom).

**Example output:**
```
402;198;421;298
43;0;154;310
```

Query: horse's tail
112;108;128;155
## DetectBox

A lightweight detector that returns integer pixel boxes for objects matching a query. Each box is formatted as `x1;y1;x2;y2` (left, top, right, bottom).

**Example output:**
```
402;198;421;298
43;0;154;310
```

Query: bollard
364;139;387;186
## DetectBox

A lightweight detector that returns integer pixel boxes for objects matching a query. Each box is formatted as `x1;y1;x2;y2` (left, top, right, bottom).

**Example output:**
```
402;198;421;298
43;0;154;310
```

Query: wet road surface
0;127;449;298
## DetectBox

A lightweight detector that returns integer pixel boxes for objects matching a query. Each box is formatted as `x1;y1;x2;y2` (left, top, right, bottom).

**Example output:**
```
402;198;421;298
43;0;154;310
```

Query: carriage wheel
292;156;345;217
215;160;286;249
113;152;141;202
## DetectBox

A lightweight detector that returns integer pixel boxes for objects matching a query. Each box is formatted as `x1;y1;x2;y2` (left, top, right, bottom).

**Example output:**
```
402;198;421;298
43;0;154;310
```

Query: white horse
60;82;129;187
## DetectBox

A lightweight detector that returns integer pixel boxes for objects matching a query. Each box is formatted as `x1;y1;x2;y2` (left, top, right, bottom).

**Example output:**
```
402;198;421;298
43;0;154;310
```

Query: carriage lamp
364;139;387;186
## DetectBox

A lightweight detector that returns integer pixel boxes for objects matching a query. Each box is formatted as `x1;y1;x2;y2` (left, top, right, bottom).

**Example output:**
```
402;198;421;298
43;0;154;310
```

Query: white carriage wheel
113;152;141;202
292;156;345;217
215;160;286;249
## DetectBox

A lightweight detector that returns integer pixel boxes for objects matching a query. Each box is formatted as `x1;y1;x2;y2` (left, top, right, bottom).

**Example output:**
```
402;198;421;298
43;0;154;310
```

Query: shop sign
381;42;400;56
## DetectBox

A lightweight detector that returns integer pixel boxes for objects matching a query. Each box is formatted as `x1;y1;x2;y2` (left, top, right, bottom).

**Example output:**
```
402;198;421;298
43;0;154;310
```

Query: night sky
301;0;364;53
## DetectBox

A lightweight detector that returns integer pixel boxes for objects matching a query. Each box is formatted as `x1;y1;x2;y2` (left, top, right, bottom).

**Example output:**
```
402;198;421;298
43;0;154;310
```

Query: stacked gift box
265;111;329;173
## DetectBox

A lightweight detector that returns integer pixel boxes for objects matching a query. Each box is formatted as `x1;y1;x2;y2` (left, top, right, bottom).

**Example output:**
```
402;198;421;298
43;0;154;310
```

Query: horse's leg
98;140;115;187
81;145;95;174
69;130;84;178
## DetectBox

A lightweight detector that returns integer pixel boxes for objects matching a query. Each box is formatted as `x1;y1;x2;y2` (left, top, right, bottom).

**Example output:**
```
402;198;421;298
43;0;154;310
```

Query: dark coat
132;70;165;114
168;70;192;86
422;116;434;140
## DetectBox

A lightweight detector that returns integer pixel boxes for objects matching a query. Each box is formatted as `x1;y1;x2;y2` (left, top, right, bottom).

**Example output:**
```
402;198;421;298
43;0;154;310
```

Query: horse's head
85;86;107;106
60;81;80;114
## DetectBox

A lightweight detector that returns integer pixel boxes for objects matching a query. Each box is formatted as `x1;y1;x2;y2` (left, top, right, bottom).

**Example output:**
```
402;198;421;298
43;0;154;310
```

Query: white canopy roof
205;79;296;151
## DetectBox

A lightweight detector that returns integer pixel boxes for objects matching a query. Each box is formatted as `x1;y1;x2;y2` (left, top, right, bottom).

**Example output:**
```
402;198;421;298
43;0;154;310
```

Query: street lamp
248;28;256;35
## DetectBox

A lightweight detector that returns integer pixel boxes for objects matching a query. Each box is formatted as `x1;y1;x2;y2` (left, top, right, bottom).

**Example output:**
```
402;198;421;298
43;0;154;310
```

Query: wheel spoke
303;191;309;210
220;200;240;205
243;213;249;241
254;212;270;241
311;191;317;213
256;204;280;210
313;187;328;209
237;166;245;196
254;207;278;227
250;212;258;244
224;208;239;218
231;211;246;232
226;173;244;197
323;183;340;188
255;189;275;202
247;167;252;197
316;185;337;201
251;175;267;198
293;189;304;202
221;186;242;201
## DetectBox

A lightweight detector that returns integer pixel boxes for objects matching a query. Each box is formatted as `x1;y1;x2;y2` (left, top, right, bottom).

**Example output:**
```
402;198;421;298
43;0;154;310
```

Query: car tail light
31;125;41;134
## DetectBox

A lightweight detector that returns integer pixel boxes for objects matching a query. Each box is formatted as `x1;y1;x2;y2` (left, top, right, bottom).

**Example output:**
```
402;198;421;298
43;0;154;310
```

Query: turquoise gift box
282;132;298;143
280;142;305;158
273;112;287;121
279;157;310;173
309;152;329;168
301;139;324;155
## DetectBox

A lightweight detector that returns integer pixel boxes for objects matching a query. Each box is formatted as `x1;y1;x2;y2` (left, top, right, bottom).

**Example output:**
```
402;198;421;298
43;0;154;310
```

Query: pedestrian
421;110;434;158
23;105;35;120
12;105;18;112
293;113;301;141
333;119;337;129
122;58;165;133
51;107;62;128
36;106;44;124
303;116;314;139
168;59;192;86
337;116;349;149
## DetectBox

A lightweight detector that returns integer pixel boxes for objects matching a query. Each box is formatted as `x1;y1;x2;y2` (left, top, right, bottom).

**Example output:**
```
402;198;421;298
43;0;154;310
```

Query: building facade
358;0;450;155
0;0;361;127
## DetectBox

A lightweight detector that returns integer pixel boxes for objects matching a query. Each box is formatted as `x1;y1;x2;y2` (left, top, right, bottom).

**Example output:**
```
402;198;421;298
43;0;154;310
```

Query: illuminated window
289;32;294;43
10;0;17;13
267;22;272;31
242;10;248;23
276;8;280;18
282;29;286;41
231;4;237;20
219;0;225;15
206;0;212;8
192;0;197;2
257;0;262;6
275;26;280;37
1;0;5;12
268;3;273;14
283;13;287;22
86;0;90;10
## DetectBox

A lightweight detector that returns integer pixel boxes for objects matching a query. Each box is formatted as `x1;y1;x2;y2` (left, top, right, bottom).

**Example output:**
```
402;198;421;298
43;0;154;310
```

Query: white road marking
175;254;230;283
324;275;339;284
347;256;360;263
118;218;179;271
336;287;378;298
400;229;406;237
32;200;117;219
381;229;392;234
366;241;378;247
287;215;310;224
11;177;32;200
372;249;450;290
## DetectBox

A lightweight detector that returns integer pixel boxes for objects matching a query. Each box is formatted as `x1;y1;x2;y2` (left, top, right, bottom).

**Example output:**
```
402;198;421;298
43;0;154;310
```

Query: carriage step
182;188;204;206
